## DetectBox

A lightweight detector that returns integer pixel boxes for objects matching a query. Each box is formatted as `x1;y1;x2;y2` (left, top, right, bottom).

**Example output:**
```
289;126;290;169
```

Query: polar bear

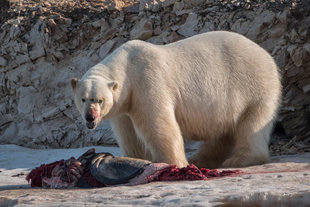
71;31;281;168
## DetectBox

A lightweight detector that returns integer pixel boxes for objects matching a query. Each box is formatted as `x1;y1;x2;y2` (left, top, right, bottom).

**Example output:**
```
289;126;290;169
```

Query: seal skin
90;153;151;185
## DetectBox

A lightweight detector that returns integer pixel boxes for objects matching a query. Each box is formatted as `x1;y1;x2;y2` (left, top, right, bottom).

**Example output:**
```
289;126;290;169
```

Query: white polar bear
71;31;281;168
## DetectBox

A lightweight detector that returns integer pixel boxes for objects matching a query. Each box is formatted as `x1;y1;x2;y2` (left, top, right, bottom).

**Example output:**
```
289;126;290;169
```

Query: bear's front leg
130;107;188;168
110;115;148;160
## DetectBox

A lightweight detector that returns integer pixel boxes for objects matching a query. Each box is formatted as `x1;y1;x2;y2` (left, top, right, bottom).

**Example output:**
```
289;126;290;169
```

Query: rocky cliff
0;0;310;152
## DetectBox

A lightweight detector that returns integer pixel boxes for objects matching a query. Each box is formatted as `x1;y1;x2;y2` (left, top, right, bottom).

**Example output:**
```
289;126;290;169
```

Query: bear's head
71;77;118;129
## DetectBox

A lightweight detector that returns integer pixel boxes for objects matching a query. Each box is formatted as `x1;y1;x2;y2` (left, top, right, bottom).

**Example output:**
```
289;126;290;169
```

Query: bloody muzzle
85;108;98;122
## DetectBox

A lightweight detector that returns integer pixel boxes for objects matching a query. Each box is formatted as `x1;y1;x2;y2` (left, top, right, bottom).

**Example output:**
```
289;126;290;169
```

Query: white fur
72;31;281;168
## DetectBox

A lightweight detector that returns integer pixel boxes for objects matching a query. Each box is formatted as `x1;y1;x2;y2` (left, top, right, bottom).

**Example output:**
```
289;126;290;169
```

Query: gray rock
287;46;308;67
6;64;31;87
288;29;299;43
200;22;215;33
139;0;164;12
175;9;192;16
303;84;310;94
173;1;184;11
104;0;125;11
275;48;288;68
303;43;310;54
178;13;199;37
0;114;13;127
0;56;7;67
184;0;205;6
231;19;250;35
29;46;45;60
15;55;30;65
277;9;289;23
130;18;153;40
162;0;175;8
1;123;17;142
247;10;275;40
8;19;22;40
99;40;115;59
17;86;37;114
269;23;287;39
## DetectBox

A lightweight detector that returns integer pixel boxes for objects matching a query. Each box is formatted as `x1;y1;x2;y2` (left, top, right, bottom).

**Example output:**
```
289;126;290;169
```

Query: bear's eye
98;100;103;104
82;99;85;102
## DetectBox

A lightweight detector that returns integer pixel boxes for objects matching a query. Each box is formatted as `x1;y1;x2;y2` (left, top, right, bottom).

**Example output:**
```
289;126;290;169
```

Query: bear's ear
71;78;78;93
108;81;119;92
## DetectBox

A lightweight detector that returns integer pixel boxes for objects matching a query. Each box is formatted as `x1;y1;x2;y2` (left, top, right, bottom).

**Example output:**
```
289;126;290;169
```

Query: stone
288;46;308;67
298;17;310;39
153;26;162;36
303;43;310;54
277;9;289;24
51;49;64;60
173;1;184;11
288;29;299;43
29;46;45;60
170;25;179;31
103;0;126;11
0;56;7;66
163;31;179;43
231;19;250;35
6;64;31;87
175;9;192;16
184;0;205;6
0;114;13;127
92;19;107;28
303;84;310;94
247;10;276;40
8;19;22;40
1;123;17;142
146;35;165;45
269;23;287;38
162;0;175;8
199;21;215;33
15;55;30;65
130;18;153;40
261;38;278;52
17;86;37;115
99;40;115;59
178;12;199;37
139;0;164;12
275;48;288;68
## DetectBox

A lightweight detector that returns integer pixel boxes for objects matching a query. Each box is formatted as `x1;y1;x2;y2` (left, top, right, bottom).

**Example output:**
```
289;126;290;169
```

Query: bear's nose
86;114;95;122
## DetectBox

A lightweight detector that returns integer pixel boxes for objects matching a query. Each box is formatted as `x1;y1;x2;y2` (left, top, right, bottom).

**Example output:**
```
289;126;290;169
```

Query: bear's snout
86;114;95;122
85;108;99;129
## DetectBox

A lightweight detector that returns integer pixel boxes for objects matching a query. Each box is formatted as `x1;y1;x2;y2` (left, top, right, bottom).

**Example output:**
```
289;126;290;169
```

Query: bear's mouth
86;122;96;129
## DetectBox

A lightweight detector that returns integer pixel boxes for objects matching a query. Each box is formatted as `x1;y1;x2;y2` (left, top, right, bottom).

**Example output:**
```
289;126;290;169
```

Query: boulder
177;12;199;37
130;18;153;40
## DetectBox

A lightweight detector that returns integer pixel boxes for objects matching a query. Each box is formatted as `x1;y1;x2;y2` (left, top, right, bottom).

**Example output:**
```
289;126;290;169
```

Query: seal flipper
90;153;151;185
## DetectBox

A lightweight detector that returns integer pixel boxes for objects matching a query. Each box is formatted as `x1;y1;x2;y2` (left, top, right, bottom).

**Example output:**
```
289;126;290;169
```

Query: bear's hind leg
110;115;149;160
188;137;233;169
222;104;274;167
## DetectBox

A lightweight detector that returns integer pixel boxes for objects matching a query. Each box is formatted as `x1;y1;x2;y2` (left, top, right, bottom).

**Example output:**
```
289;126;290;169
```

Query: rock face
0;0;310;149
